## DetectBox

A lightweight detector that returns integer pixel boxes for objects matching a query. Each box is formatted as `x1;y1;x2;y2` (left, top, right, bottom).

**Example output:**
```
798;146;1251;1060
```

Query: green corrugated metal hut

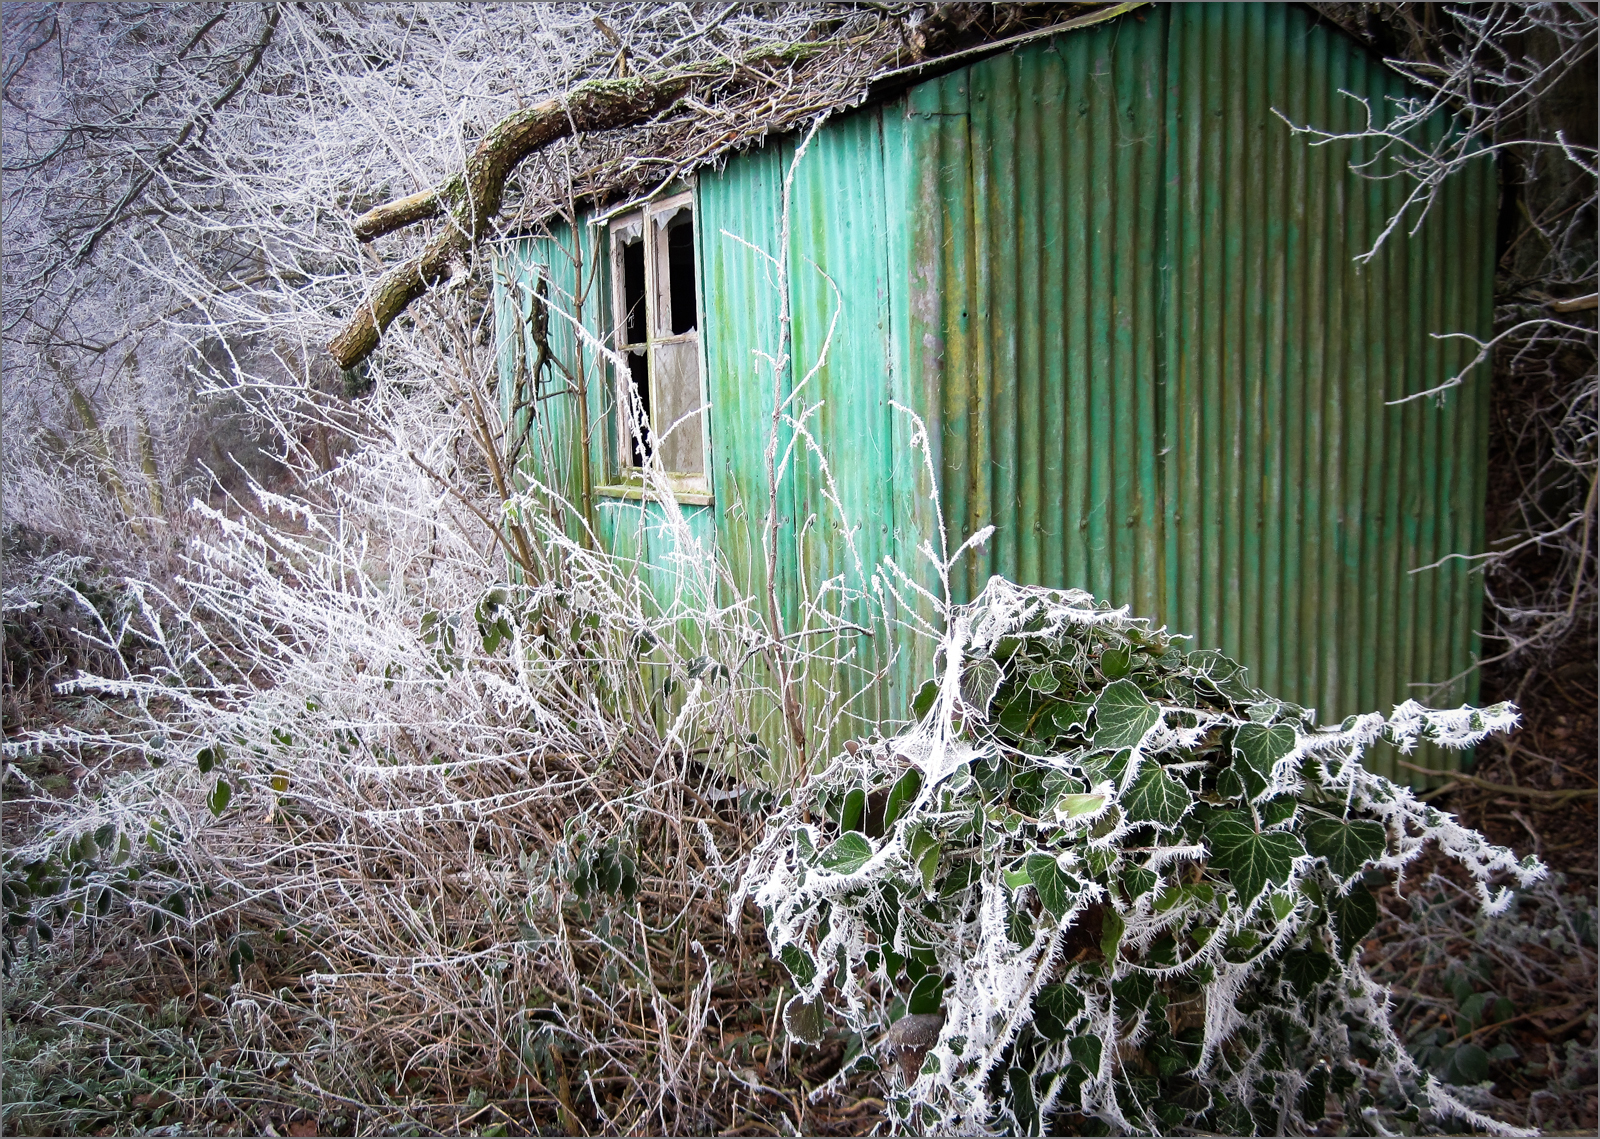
493;3;1496;783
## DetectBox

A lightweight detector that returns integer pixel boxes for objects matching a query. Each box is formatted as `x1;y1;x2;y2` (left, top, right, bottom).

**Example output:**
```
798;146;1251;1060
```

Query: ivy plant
742;578;1544;1136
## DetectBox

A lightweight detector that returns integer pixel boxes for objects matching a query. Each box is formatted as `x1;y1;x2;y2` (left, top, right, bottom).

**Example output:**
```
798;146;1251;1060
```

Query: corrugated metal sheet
493;216;719;622
894;4;1494;780
1158;5;1495;777
498;2;1497;782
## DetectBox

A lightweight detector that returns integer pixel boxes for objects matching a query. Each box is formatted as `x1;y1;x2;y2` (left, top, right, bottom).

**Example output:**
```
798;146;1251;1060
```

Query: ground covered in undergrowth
4;542;1594;1137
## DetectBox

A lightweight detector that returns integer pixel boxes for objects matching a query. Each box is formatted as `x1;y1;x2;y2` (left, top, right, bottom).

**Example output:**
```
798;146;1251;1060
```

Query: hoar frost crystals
739;577;1545;1136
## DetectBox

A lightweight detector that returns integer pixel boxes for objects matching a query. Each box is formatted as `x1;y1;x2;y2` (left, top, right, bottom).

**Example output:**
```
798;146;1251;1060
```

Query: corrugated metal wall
493;219;719;623
1158;5;1495;776
891;4;1494;779
498;2;1497;781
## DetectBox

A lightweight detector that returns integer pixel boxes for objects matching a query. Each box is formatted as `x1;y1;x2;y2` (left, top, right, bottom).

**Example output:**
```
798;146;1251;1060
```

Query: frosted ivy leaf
784;993;826;1045
1024;852;1074;918
1204;810;1305;904
1122;763;1192;828
1304;817;1388;880
1233;722;1296;782
961;658;1002;712
819;832;873;874
1092;680;1159;749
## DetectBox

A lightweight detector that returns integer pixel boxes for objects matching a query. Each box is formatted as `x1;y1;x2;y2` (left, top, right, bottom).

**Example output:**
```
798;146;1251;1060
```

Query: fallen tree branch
328;46;824;369
327;5;1149;369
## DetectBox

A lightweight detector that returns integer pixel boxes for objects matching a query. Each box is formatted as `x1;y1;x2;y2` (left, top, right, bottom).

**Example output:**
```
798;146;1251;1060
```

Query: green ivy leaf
1081;748;1129;786
196;746;222;774
1069;1034;1102;1072
1093;680;1159;749
908;828;941;893
1123;763;1192;828
1205;811;1305;904
1112;970;1155;1015
961;658;1001;713
783;993;826;1045
1025;853;1072;919
1155;882;1214;912
1189;649;1257;702
1033;983;1084;1040
840;788;866;835
997;698;1032;736
911;679;939;721
1446;1042;1490;1085
1298;1066;1330;1122
1269;891;1295;923
1246;701;1281;723
1009;1066;1039;1133
1233;723;1297;782
779;944;816;987
908;972;945;1015
1100;906;1126;962
208;779;232;817
1217;763;1260;802
1056;793;1106;819
1259;796;1298;828
1050;699;1094;737
1099;644;1132;680
1280;949;1333;999
819;832;873;875
1042;769;1083;806
1120;865;1157;902
1303;818;1388;880
883;769;922;830
1330;885;1378;954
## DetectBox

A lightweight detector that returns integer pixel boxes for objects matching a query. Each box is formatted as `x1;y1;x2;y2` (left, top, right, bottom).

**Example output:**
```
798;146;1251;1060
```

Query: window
608;193;707;496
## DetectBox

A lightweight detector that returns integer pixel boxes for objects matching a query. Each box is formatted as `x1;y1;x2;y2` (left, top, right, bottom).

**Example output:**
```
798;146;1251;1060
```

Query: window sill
596;480;713;507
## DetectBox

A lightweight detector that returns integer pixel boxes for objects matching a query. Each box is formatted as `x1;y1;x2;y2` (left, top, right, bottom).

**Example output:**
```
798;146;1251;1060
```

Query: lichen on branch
327;52;833;369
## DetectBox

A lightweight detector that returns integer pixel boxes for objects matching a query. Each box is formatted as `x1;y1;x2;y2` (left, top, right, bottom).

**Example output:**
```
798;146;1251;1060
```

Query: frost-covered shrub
742;577;1545;1136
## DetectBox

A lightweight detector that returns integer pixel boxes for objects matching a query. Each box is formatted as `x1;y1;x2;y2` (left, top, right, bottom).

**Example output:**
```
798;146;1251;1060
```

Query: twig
1396;759;1599;802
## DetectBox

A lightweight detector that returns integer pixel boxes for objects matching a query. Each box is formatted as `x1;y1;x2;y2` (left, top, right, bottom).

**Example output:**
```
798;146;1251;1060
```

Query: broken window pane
626;348;650;466
611;198;705;480
621;236;647;346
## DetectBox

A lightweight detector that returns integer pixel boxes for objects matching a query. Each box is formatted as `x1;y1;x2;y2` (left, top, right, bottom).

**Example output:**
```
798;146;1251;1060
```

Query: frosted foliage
0;2;849;567
742;577;1546;1136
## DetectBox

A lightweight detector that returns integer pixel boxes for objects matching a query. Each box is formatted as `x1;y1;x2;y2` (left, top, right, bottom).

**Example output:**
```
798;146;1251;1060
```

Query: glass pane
652;340;704;475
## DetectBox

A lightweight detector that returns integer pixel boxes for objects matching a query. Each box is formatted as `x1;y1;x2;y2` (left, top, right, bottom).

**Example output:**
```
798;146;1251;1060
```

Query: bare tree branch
71;4;280;267
328;46;834;369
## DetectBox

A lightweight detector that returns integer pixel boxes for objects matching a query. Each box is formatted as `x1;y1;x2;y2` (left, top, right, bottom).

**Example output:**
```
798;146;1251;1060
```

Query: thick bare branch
327;73;695;367
327;49;849;369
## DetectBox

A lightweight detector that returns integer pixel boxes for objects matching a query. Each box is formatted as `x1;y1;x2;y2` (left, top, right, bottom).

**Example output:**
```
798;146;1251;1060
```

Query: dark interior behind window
666;216;696;335
626;351;650;465
622;238;647;345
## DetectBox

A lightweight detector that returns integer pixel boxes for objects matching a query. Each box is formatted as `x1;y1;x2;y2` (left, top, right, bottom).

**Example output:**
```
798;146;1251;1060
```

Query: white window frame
601;191;711;504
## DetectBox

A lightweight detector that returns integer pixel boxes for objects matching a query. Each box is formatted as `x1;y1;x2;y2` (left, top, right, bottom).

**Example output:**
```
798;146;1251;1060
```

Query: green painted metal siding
497;2;1496;781
493;218;719;622
1157;5;1495;777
